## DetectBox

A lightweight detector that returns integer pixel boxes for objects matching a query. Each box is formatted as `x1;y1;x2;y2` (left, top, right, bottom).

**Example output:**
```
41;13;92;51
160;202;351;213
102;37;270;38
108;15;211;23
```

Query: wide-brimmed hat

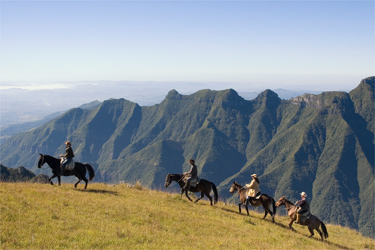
251;174;257;178
300;192;307;197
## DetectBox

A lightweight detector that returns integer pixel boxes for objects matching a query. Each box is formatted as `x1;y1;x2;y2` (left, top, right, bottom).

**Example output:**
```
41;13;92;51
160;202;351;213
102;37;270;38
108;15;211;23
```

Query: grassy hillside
1;183;374;250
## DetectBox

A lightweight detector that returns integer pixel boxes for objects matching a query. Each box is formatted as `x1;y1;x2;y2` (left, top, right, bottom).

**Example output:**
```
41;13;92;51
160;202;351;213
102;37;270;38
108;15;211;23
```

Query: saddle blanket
61;158;75;170
183;176;200;187
189;177;200;187
300;211;311;223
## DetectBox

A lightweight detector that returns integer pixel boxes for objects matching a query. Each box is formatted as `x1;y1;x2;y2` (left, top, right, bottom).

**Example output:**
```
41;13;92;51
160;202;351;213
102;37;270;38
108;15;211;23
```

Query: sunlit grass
1;182;374;249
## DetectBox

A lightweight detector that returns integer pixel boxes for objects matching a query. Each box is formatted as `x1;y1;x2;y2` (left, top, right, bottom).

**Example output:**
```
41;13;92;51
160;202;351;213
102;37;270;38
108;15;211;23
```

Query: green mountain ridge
1;77;374;238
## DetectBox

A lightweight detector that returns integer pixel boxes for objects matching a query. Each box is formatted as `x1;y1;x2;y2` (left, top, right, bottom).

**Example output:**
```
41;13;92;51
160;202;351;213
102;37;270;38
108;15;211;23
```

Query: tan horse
276;196;328;240
229;181;276;222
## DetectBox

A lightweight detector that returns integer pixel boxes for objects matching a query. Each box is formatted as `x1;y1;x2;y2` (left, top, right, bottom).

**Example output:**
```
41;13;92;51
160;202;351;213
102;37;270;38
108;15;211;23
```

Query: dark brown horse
276;196;328;240
38;154;95;189
164;174;218;205
229;181;276;222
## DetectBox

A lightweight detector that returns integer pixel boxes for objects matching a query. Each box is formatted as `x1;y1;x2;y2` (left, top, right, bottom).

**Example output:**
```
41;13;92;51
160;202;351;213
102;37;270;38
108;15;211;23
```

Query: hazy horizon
0;78;365;128
1;1;374;90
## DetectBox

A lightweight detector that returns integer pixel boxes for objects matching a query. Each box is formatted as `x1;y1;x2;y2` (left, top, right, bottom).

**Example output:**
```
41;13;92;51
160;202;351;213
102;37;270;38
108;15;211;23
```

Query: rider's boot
295;213;301;224
60;165;65;177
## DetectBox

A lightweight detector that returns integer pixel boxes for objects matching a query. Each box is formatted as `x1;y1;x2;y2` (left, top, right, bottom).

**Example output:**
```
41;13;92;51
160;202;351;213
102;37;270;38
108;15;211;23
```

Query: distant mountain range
0;88;321;133
0;77;373;238
0;100;101;142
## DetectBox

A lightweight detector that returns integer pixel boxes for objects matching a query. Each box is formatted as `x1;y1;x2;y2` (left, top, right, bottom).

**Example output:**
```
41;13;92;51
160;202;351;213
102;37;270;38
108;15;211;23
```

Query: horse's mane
165;173;183;182
281;196;295;206
233;181;244;188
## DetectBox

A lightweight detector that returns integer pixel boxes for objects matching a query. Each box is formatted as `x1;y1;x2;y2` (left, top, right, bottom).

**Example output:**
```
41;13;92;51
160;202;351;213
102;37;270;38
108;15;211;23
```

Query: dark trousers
61;158;72;175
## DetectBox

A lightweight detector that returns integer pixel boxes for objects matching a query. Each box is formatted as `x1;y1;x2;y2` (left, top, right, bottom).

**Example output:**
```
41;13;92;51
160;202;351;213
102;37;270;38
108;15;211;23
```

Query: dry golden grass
1;182;374;249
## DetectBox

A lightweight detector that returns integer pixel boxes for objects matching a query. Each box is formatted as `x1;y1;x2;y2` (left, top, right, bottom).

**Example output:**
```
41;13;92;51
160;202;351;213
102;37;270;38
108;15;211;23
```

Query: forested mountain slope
1;77;374;237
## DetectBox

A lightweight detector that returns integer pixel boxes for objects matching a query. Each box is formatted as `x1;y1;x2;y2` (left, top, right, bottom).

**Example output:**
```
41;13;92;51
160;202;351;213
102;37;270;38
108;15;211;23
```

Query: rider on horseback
245;174;261;204
182;159;198;194
59;141;74;176
295;191;310;224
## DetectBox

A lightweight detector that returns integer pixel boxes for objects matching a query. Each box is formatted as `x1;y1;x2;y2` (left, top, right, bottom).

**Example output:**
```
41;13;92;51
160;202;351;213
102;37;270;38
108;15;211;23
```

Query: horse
38;154;95;189
164;174;218;205
229;181;276;222
276;196;328;240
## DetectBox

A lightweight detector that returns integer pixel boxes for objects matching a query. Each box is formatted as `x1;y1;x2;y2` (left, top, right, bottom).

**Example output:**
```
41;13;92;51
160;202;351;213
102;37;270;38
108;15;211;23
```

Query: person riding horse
245;174;262;204
59;141;75;176
295;191;310;224
182;159;198;194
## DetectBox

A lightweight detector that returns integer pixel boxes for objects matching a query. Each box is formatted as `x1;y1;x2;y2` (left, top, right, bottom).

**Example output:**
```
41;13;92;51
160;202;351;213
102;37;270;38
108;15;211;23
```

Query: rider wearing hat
295;191;310;224
245;174;261;203
60;141;74;176
182;159;198;193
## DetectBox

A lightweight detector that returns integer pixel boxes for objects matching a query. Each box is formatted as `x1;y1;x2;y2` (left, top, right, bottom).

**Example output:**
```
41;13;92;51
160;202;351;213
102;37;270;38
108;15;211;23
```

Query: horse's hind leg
74;178;82;188
316;228;323;241
238;203;242;214
194;192;205;203
308;226;315;238
82;177;88;189
206;193;213;206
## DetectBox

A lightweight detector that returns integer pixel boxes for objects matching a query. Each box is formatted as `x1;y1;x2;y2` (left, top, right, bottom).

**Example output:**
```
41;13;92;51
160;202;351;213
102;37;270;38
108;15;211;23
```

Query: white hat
300;192;307;197
251;174;257;178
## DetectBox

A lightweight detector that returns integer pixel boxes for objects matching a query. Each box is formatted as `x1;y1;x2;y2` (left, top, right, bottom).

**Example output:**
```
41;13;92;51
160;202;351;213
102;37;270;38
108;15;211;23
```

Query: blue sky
0;0;374;91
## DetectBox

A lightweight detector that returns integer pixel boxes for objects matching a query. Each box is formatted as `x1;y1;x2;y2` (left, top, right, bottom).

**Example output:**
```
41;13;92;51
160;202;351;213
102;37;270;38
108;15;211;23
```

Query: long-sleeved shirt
245;179;261;197
63;146;74;159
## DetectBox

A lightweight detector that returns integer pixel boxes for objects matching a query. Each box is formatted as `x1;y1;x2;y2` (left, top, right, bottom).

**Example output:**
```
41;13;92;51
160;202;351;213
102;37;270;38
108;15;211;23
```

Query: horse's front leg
289;218;295;231
238;203;242;214
49;174;57;185
245;204;249;216
185;188;193;201
194;192;204;203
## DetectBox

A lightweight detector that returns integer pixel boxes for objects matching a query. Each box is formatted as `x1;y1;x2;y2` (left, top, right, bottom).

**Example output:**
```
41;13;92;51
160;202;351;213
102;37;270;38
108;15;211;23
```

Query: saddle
60;158;75;171
297;208;311;223
255;193;262;199
183;175;200;187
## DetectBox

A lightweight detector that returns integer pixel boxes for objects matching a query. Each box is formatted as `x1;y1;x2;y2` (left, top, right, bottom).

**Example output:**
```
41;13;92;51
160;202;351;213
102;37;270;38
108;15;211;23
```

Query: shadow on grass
220;206;353;250
74;189;119;196
272;222;354;250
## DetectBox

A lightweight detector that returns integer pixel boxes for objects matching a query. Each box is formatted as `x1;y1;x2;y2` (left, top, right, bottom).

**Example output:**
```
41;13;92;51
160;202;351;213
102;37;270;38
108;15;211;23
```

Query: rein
165;174;184;187
177;174;186;183
281;200;295;212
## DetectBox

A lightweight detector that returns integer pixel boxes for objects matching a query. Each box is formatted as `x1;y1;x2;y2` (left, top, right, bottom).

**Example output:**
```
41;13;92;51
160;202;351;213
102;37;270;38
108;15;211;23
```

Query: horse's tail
85;164;95;181
211;182;218;204
320;220;329;239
